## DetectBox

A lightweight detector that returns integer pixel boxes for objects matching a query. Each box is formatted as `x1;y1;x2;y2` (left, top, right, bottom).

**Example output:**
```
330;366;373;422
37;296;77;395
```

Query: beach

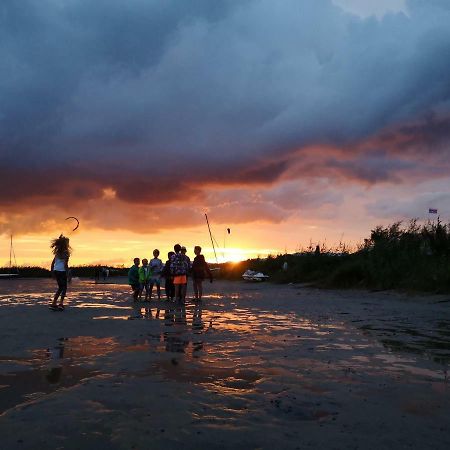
0;278;449;449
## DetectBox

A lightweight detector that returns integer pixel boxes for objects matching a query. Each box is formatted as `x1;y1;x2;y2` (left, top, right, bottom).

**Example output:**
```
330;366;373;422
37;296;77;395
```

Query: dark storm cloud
1;0;450;232
374;114;450;156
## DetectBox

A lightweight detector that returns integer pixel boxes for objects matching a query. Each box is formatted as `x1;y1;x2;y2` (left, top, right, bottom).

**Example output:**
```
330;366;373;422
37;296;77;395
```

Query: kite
65;216;80;231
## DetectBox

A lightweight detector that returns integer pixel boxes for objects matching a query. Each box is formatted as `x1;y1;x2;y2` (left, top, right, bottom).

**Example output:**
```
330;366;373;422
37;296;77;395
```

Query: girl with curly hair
49;235;71;311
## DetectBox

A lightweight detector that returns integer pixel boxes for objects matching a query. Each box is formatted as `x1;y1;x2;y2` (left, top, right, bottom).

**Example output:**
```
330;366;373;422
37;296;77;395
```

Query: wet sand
0;278;449;449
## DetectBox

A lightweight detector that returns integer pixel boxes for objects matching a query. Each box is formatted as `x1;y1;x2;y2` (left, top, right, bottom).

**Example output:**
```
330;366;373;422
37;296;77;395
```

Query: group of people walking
128;244;213;303
49;235;213;312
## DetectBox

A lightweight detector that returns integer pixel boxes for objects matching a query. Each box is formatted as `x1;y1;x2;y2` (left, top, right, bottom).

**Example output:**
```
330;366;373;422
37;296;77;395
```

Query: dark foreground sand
0;278;449;449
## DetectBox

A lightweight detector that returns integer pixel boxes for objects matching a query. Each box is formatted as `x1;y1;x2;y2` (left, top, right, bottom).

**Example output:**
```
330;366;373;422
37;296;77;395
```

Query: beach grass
218;219;450;293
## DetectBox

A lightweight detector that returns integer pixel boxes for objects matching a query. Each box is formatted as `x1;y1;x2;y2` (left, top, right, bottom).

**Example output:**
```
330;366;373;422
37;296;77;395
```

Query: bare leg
175;284;182;302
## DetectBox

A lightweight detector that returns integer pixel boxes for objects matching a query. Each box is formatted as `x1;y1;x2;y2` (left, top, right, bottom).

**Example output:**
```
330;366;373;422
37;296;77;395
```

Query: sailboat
0;235;19;278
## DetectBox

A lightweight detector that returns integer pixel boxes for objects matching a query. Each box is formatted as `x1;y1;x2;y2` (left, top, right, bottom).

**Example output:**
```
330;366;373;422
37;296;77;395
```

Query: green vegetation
217;219;450;293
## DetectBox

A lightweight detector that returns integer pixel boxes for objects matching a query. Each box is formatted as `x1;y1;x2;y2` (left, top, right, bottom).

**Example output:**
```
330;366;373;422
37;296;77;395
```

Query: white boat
242;269;269;281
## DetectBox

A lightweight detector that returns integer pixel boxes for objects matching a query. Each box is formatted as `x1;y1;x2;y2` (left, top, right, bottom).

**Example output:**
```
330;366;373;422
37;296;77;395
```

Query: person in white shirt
149;249;164;299
50;235;71;311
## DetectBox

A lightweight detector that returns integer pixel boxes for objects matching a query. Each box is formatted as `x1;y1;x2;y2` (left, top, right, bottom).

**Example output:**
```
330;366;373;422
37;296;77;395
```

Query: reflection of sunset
60;336;119;358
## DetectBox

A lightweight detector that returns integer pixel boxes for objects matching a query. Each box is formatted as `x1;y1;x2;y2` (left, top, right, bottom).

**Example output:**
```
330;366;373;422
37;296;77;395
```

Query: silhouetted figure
192;245;212;301
162;251;175;301
50;235;71;311
138;258;151;300
170;244;189;303
150;249;164;299
128;258;140;301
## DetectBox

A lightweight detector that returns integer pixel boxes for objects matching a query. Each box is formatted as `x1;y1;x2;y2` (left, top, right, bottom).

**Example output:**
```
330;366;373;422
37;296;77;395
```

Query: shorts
150;274;161;285
173;275;187;285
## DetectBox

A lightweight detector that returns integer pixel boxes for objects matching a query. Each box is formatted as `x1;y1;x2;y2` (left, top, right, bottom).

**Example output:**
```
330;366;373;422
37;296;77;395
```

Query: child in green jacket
138;258;152;301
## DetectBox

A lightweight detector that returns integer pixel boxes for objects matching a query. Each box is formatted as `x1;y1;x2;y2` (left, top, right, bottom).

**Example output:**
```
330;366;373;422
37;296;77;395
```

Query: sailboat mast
205;214;218;264
9;235;12;271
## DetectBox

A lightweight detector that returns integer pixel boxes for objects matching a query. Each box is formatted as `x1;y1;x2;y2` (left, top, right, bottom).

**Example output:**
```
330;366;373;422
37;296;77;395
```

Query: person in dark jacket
162;251;175;301
128;258;140;301
192;246;212;301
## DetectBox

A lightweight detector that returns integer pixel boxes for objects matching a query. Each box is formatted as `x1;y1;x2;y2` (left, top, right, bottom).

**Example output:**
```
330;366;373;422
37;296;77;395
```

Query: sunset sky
1;0;450;267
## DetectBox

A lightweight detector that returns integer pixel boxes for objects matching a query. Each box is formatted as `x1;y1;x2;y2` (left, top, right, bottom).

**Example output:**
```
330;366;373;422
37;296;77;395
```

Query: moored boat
242;269;269;281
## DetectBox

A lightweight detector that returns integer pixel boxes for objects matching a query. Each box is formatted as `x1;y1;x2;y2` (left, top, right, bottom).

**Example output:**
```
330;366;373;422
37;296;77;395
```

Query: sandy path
0;278;449;449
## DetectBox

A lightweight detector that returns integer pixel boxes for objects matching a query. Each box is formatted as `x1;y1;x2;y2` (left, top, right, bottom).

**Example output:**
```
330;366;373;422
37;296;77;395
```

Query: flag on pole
428;208;438;214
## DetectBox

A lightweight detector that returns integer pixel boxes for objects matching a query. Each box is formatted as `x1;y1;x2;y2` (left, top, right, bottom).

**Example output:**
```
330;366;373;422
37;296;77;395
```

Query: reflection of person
142;307;153;319
192;246;212;301
192;303;204;352
138;258;152;301
192;303;204;332
46;343;65;382
128;258;140;301
163;305;188;352
50;235;71;311
164;305;175;325
149;249;164;299
162;251;175;301
174;304;187;326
